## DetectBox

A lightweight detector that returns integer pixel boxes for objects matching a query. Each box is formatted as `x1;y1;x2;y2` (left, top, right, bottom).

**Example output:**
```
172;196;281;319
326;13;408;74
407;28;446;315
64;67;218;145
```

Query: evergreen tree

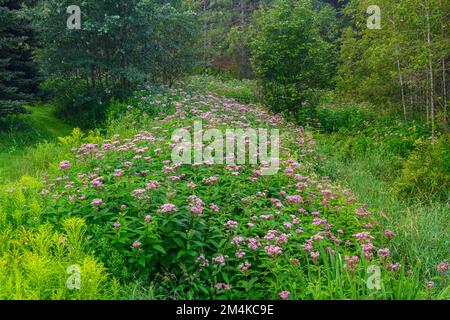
0;0;40;117
32;0;197;93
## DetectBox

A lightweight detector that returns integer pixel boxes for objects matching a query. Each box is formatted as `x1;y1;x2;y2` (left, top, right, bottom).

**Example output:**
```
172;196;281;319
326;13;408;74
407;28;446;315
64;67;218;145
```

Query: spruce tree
0;0;40;117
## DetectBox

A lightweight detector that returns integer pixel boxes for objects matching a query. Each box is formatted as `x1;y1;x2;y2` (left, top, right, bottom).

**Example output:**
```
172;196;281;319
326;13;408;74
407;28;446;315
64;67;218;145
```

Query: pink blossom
247;238;261;250
354;232;374;243
224;220;238;228
377;248;390;260
59;160;71;170
386;262;401;272
187;182;197;188
209;203;220;212
215;283;231;291
91;198;102;206
188;205;203;215
232;237;245;247
196;254;209;268
385;229;395;239
132;241;141;248
265;245;283;257
159;203;178;213
343;255;359;272
283;222;293;229
355;207;371;216
212;255;228;267
189;195;204;207
286;195;303;203
279;291;290;300
146;181;160;190
239;261;251;271
437;262;448;273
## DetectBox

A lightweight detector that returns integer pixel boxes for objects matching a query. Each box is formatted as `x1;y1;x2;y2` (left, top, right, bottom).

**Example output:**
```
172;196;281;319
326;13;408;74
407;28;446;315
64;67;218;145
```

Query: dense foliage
249;0;337;113
0;0;448;301
1;80;447;299
337;0;449;135
0;0;40;117
28;0;197;127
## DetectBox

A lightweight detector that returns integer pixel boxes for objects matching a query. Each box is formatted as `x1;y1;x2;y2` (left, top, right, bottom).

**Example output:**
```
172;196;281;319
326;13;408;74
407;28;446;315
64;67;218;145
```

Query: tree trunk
426;68;430;125
425;3;435;139
443;57;449;133
396;58;407;122
391;18;407;121
440;0;448;133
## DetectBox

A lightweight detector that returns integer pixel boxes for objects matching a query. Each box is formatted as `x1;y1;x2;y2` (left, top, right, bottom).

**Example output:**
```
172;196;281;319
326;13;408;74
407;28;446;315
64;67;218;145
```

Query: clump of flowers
384;229;395;240
196;254;209;268
239;261;251;271
377;248;390;260
215;283;231;291
279;291;290;300
91;198;103;206
59;160;72;170
159;203;178;213
132;241;141;249
187;195;205;215
265;245;282;257
437;262;448;274
212;255;228;267
343;255;359;273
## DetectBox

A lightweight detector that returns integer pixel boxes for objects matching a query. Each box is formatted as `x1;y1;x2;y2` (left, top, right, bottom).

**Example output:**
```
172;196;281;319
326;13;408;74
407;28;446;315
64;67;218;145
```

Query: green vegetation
0;104;72;181
0;0;40;116
308;104;449;281
0;0;448;301
249;0;336;112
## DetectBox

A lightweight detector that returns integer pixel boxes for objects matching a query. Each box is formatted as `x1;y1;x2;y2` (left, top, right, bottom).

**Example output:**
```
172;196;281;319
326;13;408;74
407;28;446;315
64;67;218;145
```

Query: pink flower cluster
343;255;359;273
159;203;178;213
265;245;282;257
187;195;205;215
212;255;228;267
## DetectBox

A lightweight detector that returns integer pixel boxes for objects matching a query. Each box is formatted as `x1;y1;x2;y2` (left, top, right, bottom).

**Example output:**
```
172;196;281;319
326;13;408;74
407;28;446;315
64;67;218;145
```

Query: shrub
42;78;111;129
394;136;450;202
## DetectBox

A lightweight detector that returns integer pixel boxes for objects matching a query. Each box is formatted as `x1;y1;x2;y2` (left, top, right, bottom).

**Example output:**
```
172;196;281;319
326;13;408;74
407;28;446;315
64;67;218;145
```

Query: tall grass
314;129;449;288
0;104;73;181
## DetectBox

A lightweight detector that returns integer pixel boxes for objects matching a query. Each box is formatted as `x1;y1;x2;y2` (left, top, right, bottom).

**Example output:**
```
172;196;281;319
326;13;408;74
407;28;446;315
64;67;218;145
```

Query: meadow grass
0;104;73;181
314;132;449;285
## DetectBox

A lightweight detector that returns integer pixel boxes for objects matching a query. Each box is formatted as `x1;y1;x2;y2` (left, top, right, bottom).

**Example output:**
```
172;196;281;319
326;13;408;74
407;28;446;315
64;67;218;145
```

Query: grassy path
0;104;73;181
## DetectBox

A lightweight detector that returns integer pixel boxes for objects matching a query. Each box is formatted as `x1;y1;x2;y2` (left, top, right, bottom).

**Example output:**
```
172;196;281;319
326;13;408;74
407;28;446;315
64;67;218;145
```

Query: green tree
337;0;449;134
0;0;40;117
32;0;197;93
249;0;336;113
